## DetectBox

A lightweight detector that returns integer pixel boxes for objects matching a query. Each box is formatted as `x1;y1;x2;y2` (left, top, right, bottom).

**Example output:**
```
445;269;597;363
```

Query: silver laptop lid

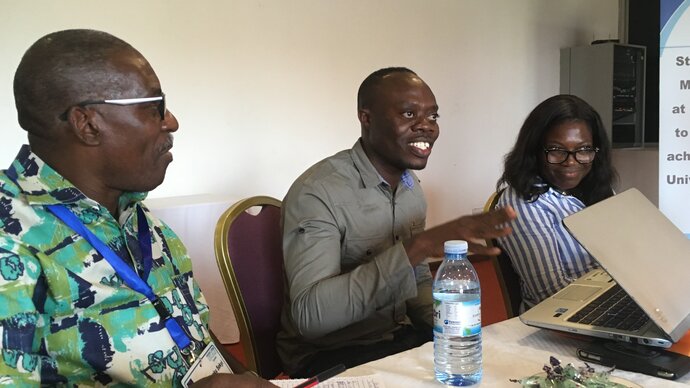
563;188;690;342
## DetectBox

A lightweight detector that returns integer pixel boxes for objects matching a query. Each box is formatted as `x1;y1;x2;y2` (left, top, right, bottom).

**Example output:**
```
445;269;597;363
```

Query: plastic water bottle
433;240;482;386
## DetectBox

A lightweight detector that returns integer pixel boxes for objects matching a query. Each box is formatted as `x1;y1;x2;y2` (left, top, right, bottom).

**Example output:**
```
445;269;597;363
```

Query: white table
343;317;690;387
145;194;240;344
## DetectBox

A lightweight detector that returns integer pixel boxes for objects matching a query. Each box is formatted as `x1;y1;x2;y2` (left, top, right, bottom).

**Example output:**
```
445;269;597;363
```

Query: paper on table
270;375;385;387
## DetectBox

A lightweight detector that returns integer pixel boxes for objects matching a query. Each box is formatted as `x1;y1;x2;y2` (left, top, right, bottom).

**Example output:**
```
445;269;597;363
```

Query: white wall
612;147;659;205
0;0;623;228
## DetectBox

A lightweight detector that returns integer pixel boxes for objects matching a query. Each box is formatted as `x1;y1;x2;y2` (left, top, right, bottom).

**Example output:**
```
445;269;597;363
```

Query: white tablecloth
343;317;690;387
145;194;240;343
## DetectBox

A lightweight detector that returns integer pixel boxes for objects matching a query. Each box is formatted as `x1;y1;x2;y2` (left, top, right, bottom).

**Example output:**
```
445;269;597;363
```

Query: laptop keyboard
566;284;650;331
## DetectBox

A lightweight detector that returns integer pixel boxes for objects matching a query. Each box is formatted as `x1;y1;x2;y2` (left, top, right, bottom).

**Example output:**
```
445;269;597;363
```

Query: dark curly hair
497;94;617;205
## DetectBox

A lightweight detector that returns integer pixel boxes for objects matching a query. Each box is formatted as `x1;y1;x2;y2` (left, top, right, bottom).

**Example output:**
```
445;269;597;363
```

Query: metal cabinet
560;43;646;148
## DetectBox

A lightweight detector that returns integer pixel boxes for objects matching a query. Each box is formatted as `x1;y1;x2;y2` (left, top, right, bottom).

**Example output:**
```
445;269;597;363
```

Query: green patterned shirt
0;145;211;386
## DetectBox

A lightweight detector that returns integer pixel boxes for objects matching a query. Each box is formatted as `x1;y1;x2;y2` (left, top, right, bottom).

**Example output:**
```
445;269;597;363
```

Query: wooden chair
213;196;284;378
483;189;523;318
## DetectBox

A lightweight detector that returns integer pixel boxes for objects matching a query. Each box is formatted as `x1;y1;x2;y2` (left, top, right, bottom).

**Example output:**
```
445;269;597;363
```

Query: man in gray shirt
277;67;515;377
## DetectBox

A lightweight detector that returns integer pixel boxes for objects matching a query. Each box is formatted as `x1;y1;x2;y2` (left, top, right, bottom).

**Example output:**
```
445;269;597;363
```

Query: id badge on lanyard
47;204;237;382
47;205;193;351
180;342;234;387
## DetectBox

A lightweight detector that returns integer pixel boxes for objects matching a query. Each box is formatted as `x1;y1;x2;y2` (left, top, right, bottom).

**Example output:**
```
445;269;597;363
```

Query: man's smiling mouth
410;141;430;151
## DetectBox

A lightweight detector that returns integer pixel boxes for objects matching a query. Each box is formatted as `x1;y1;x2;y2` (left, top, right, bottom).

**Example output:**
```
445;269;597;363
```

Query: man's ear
66;106;101;146
358;108;371;128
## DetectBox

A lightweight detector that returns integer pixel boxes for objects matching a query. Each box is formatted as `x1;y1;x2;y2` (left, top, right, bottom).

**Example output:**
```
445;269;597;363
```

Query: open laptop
520;188;690;348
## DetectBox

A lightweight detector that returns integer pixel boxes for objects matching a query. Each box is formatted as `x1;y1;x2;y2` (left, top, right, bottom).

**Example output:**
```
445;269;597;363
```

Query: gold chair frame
484;189;522;318
213;195;282;377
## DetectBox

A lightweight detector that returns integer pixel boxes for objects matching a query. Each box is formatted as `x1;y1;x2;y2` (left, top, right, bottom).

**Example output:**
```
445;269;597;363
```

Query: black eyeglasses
543;147;599;164
59;93;166;121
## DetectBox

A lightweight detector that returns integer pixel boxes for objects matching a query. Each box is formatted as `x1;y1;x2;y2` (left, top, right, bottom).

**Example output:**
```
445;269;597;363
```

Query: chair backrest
430;254;509;325
483;189;522;318
214;196;284;378
465;254;510;326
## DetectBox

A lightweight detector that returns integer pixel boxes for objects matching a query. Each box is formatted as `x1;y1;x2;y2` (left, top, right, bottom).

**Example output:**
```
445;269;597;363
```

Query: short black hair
497;94;617;205
13;29;139;135
357;67;417;110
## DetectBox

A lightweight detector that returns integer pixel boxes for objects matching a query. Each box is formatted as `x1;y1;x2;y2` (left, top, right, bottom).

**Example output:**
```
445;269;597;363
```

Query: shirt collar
6;145;147;210
400;170;415;190
350;139;416;190
544;186;576;200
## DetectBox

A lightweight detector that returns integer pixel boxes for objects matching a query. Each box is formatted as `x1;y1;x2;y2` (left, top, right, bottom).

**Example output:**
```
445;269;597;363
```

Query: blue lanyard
46;204;191;351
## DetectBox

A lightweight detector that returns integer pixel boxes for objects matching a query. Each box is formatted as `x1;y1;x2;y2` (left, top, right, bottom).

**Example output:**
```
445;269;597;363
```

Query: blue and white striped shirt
496;185;598;312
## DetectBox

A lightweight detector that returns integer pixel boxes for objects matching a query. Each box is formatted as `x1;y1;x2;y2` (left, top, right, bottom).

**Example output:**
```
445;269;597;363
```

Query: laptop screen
563;188;690;342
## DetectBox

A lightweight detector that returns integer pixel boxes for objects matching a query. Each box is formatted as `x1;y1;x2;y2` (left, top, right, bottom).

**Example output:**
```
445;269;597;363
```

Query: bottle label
433;299;481;336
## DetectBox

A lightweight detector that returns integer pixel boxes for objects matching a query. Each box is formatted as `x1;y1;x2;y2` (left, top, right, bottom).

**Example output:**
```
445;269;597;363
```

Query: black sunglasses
59;94;166;121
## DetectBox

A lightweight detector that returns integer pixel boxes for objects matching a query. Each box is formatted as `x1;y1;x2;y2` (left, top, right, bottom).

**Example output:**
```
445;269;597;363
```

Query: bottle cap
444;240;468;254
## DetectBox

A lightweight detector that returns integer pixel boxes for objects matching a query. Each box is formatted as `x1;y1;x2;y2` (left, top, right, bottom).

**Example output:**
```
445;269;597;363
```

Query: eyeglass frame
59;93;166;121
543;146;599;164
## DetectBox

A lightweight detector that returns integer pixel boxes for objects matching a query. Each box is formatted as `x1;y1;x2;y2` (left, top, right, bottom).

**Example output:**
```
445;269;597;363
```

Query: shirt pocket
409;220;425;236
342;234;388;271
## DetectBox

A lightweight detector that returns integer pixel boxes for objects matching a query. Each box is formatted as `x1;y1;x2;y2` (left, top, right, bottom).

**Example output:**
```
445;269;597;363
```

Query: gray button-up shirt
277;140;433;374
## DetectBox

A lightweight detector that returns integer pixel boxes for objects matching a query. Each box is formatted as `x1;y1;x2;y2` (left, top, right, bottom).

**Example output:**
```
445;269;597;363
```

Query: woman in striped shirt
495;95;618;312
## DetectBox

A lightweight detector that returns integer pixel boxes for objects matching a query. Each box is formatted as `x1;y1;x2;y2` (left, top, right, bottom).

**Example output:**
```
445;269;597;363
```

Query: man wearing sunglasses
0;29;273;387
